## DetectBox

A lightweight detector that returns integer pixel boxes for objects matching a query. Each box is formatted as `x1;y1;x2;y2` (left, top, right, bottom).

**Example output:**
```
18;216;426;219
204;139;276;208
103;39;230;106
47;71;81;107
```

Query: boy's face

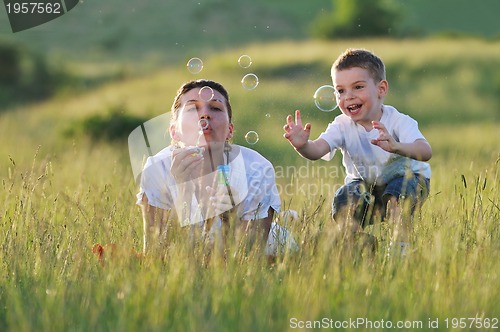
332;67;388;128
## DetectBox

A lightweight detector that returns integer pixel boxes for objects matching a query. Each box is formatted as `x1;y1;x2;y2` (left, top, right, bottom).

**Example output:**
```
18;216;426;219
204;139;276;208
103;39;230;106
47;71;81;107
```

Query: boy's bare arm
294;139;331;160
283;110;331;160
371;121;432;161
392;139;432;161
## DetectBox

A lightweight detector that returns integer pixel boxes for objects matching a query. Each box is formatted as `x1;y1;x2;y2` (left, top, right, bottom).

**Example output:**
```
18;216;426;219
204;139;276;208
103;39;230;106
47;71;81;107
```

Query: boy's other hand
371;121;398;153
372;121;432;161
283;110;311;150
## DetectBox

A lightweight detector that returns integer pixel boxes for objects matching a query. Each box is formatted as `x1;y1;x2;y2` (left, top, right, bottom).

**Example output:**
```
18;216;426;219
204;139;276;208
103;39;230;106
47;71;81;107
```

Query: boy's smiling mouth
347;104;362;115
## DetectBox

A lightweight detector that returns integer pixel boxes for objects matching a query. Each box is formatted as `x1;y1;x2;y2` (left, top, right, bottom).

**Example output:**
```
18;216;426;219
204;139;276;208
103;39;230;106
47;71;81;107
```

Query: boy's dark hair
332;48;386;82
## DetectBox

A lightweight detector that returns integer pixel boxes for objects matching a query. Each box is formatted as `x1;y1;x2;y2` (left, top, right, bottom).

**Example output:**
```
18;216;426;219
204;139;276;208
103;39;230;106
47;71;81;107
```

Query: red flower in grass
92;243;142;264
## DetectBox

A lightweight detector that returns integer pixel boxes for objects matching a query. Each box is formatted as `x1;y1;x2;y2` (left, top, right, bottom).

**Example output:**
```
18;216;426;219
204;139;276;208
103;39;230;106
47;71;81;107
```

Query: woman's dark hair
171;79;232;123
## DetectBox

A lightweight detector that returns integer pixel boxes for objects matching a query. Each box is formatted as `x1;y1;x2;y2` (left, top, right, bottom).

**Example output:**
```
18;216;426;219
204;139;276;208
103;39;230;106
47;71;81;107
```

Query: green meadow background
1;1;499;331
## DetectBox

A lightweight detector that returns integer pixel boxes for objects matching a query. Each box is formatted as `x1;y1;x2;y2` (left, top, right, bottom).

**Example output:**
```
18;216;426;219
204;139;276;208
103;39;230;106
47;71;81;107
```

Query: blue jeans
332;174;430;228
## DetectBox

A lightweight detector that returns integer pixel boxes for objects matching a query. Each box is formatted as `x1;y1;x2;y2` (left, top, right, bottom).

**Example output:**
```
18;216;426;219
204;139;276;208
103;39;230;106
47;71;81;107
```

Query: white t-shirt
319;105;431;185
136;145;281;226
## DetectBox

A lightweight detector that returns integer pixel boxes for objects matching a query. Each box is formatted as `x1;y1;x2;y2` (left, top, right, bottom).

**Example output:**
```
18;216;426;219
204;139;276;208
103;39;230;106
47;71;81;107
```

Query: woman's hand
171;146;204;183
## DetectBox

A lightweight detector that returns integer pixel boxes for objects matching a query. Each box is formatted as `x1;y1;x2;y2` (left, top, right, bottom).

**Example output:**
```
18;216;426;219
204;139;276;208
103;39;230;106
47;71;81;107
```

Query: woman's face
171;87;233;147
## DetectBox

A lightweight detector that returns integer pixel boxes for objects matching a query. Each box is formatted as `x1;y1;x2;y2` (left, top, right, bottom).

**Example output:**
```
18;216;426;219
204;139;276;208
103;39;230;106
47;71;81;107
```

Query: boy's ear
378;80;389;98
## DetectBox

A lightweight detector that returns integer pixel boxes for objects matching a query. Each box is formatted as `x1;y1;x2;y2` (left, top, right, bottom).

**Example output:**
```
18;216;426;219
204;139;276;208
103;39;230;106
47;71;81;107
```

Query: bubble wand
197;119;235;238
197;118;235;206
197;118;216;173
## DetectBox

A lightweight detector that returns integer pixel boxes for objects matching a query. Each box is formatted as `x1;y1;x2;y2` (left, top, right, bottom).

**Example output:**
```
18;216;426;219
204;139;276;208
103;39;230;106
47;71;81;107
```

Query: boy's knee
383;191;418;218
332;181;373;227
383;175;430;215
332;182;361;219
383;194;400;217
382;194;398;207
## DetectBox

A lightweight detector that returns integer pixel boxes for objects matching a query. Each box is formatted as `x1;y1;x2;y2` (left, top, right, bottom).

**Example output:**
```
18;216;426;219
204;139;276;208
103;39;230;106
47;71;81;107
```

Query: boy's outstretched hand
371;121;398;153
283;110;311;150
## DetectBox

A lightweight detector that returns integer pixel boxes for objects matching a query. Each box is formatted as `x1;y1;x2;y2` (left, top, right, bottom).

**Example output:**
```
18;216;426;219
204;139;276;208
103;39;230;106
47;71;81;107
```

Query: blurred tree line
310;0;403;39
0;40;65;109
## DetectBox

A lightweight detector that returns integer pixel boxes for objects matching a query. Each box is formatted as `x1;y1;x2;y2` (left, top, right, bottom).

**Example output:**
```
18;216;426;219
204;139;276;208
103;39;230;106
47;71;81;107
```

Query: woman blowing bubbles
136;79;288;260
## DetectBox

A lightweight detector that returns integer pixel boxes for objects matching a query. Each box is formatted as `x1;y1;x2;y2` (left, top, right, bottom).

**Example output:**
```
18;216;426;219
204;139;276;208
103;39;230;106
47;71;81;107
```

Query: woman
136;79;287;258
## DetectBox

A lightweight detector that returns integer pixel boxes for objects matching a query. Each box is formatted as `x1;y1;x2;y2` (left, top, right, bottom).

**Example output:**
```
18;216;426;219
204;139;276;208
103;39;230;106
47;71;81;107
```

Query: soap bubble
199;86;214;101
241;73;259;90
265;113;271;119
244;131;259;145
238;55;252;68
313;85;338;112
187;57;203;74
198;118;209;130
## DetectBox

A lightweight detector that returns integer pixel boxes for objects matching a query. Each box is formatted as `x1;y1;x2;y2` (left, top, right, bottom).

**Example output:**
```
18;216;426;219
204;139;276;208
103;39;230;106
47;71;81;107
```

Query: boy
283;48;432;254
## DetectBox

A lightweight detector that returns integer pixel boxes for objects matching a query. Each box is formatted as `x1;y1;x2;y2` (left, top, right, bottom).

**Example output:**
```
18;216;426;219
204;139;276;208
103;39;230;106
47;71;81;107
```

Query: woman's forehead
180;87;226;104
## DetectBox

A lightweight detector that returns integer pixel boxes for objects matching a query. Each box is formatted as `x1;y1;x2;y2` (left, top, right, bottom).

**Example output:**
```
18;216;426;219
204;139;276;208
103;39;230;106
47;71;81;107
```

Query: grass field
0;35;499;331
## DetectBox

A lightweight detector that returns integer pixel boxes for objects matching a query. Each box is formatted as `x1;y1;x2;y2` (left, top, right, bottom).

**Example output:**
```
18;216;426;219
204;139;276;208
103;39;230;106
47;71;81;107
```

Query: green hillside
399;0;500;37
1;0;499;67
0;0;330;64
1;38;498;169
